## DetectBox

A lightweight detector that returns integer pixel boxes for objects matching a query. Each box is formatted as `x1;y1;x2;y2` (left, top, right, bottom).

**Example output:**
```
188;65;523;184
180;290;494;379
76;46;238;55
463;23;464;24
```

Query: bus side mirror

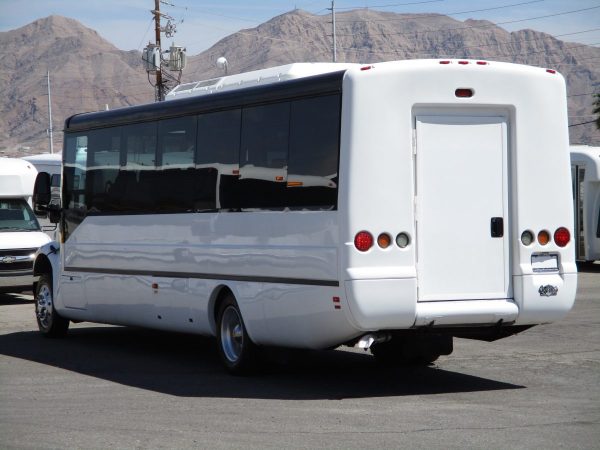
33;172;51;214
33;172;61;224
47;203;61;224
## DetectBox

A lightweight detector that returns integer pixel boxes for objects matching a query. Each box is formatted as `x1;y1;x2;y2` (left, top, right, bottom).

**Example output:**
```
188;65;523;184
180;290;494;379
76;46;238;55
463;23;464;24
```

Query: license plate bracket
532;253;559;273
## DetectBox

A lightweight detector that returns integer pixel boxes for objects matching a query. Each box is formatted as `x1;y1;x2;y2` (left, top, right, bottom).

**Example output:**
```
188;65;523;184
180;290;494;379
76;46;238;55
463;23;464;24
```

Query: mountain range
0;10;598;156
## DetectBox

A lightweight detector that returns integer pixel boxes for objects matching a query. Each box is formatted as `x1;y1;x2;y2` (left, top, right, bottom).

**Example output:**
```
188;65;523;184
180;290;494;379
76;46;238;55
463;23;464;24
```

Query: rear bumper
345;272;577;330
513;272;577;325
415;299;519;327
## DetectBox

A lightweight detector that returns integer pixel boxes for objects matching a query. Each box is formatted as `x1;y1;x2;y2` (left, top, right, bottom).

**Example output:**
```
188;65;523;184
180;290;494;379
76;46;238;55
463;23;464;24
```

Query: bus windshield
0;199;41;232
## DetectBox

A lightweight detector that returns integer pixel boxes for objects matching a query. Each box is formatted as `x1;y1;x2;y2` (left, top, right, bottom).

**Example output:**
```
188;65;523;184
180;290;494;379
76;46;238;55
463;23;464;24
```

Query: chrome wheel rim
36;283;53;330
220;306;244;363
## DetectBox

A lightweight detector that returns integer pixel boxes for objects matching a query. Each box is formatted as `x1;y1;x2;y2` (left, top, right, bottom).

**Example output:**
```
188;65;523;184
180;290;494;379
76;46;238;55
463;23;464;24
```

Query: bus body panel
57;211;351;346
339;60;575;330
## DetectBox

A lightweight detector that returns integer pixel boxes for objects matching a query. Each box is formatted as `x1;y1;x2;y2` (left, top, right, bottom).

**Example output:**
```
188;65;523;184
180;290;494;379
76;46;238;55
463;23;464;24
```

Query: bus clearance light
455;88;474;98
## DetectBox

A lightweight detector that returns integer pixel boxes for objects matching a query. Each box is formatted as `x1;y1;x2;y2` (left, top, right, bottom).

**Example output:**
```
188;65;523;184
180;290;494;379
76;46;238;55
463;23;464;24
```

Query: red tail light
554;227;570;247
354;231;373;252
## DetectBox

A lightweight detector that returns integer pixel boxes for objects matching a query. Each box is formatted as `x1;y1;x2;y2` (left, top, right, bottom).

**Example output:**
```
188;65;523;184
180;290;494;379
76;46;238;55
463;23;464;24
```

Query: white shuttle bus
570;145;600;262
22;153;62;240
33;60;577;373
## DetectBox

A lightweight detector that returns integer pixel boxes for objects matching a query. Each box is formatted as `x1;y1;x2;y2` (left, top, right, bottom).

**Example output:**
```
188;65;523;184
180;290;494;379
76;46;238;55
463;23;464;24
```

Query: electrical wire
334;0;445;11
569;120;598;127
335;5;600;37
334;0;545;22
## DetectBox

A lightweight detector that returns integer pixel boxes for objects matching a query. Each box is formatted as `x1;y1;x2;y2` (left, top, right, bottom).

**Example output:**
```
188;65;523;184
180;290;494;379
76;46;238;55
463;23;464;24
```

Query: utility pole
46;70;54;154
144;0;186;102
330;0;337;62
153;0;165;101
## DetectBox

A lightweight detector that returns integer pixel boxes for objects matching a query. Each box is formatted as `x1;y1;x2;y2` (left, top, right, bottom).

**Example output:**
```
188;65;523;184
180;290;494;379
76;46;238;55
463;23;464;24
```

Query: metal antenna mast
46;70;54;154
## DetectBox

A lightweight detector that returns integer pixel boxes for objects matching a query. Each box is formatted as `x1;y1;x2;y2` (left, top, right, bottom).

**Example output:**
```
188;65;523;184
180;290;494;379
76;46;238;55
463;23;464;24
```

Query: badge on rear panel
539;285;558;297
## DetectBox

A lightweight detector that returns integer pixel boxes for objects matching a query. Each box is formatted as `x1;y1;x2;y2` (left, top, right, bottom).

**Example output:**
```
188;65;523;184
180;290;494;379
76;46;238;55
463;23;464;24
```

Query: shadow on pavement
0;292;33;305
0;326;524;400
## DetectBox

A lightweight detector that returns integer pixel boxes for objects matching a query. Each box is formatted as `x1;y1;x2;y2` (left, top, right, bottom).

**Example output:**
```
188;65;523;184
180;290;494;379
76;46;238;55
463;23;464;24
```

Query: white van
0;157;51;292
571;145;600;261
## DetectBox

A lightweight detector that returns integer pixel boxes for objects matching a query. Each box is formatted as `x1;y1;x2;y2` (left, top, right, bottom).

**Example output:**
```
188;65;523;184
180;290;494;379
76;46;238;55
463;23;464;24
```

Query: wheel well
209;285;234;334
33;254;52;278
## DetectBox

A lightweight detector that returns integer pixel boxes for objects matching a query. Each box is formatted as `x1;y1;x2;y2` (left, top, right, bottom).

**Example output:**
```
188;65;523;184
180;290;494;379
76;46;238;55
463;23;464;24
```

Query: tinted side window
86;127;121;213
287;94;340;210
157;117;199;212
197;109;241;210
158;117;196;168
62;133;87;240
117;122;157;212
239;103;289;209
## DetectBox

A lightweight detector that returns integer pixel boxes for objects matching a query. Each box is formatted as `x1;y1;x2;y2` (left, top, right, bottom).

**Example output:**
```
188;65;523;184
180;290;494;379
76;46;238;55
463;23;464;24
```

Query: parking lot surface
1;265;599;449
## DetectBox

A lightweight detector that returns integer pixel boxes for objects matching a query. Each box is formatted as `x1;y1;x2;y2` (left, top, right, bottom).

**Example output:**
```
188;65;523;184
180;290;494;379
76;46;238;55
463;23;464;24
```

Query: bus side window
196;109;241;211
86;127;122;213
239;102;290;210
120;122;158;212
157;116;199;213
62;133;88;240
287;94;341;210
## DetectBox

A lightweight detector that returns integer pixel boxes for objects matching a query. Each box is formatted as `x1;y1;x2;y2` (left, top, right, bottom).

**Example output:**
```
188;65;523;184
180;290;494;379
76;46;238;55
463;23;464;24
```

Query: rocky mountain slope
0;15;153;155
0;10;598;155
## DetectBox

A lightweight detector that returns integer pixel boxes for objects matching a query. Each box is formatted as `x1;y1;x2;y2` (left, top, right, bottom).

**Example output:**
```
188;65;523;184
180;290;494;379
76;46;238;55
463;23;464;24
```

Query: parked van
0;157;51;292
571;145;600;261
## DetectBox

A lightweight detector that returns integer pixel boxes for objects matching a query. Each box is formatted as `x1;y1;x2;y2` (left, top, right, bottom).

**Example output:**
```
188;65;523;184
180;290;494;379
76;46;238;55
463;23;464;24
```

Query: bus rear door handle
491;217;504;238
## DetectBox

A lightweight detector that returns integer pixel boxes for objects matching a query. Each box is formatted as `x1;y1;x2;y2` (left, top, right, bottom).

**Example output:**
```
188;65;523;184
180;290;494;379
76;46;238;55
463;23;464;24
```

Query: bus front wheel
216;294;257;375
35;274;69;337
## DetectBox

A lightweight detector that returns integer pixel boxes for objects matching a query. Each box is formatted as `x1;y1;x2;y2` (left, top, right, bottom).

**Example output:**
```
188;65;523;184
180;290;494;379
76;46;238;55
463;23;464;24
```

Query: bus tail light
538;230;551;246
354;231;373;252
377;233;391;249
554;227;570;247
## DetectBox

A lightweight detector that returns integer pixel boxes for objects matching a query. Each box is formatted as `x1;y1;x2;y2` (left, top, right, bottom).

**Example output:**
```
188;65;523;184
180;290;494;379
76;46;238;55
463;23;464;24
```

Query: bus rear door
415;114;511;302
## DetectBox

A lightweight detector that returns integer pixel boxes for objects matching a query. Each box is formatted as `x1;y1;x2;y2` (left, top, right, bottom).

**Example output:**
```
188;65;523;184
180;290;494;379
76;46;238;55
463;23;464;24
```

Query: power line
335;5;600;37
335;0;546;22
569;120;598;127
335;0;445;11
568;92;599;98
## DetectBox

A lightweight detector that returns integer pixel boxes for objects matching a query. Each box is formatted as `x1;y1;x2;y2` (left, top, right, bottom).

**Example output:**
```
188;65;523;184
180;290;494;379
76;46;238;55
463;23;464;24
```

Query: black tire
35;273;69;337
216;294;257;375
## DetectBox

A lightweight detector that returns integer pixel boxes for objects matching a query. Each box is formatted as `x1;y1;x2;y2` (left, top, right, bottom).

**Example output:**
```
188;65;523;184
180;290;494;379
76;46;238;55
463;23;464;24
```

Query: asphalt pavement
1;265;599;449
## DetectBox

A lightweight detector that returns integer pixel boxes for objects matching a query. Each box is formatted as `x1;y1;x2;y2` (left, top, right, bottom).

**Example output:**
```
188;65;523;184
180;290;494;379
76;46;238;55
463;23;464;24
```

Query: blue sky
1;0;599;55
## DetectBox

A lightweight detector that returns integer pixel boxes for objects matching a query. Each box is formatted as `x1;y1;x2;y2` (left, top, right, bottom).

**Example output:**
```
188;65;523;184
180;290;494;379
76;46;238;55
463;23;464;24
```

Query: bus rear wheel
216;294;257;375
35;274;69;337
